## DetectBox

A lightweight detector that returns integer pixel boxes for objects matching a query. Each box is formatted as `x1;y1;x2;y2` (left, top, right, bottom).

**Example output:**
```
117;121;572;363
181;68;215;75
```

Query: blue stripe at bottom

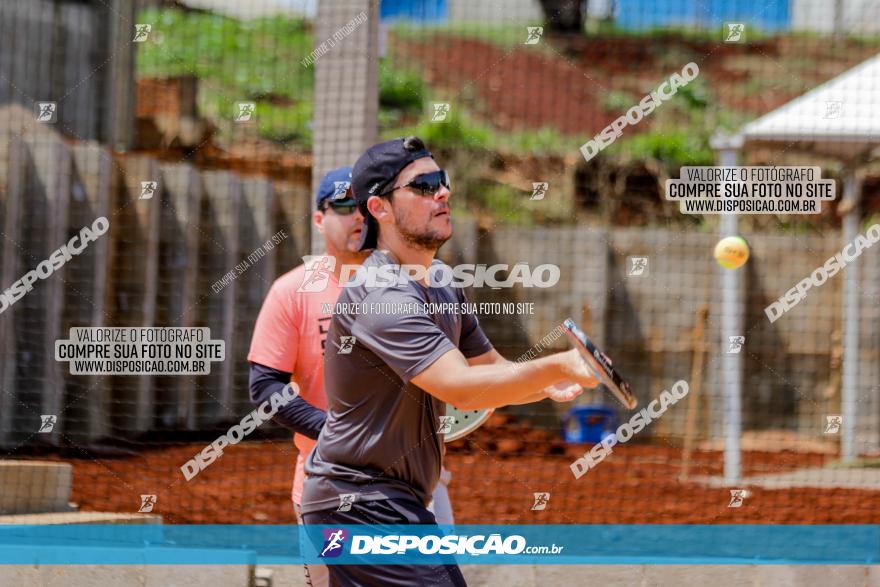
0;525;877;564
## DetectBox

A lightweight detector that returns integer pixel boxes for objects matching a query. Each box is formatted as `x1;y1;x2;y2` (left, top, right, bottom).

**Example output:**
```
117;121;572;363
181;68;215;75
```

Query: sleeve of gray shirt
456;288;493;358
351;288;457;385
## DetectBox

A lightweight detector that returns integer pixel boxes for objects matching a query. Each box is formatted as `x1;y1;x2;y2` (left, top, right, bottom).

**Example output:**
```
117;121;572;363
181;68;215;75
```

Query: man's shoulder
273;263;309;289
271;256;339;295
362;280;425;303
263;264;309;302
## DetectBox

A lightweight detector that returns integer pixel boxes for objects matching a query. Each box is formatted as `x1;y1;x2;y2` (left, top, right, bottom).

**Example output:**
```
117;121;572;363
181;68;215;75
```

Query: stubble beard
394;207;450;252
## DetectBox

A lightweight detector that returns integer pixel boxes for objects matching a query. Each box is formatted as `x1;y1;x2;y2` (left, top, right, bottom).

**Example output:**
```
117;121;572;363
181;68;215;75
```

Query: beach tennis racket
563;318;637;409
442;405;494;442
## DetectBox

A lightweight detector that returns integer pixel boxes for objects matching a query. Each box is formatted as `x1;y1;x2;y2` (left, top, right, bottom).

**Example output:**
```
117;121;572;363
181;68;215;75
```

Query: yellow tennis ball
714;236;750;269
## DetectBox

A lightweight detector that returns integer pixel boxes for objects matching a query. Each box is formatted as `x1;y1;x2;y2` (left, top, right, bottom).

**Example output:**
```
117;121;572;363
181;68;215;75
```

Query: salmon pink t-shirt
247;256;341;505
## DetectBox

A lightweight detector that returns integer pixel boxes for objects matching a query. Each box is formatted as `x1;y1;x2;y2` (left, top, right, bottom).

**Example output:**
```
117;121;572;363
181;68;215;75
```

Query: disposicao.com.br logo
318;530;563;558
297;255;560;292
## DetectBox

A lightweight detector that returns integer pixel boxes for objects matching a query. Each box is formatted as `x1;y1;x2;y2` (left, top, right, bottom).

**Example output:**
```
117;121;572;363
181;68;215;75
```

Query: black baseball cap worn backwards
351;136;433;251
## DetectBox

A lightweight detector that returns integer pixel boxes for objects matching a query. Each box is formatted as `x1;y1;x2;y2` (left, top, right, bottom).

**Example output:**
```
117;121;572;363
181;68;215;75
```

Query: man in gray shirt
302;137;599;586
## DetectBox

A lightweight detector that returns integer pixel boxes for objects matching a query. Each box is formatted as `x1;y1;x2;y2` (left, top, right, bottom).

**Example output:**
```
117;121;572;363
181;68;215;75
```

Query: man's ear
366;195;390;221
313;209;325;234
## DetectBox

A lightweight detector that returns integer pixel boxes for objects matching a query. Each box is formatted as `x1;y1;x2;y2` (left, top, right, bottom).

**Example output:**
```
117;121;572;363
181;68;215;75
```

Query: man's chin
426;230;452;250
433;217;452;236
344;233;364;251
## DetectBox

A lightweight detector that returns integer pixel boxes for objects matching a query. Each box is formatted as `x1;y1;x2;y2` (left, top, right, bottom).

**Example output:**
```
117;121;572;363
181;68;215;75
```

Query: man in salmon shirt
247;167;455;586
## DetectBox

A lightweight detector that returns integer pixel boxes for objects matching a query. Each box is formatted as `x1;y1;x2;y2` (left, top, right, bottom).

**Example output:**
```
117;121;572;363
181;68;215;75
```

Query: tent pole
711;132;744;484
840;169;862;461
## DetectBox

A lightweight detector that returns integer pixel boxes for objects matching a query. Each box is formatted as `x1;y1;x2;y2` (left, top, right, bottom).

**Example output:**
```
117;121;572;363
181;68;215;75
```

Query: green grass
496;126;582;155
379;64;427;113
138;9;313;98
384;102;584;157
825;458;880;469
610;127;715;166
602;91;640;113
137;8;315;146
386;107;492;151
603;75;719;167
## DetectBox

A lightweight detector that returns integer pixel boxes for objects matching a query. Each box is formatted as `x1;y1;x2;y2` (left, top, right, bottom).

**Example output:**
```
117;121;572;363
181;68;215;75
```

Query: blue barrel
562;406;619;444
615;0;790;32
380;0;447;23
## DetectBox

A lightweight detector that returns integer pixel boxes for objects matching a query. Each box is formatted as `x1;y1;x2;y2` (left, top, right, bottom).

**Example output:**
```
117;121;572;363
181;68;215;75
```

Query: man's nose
435;185;450;202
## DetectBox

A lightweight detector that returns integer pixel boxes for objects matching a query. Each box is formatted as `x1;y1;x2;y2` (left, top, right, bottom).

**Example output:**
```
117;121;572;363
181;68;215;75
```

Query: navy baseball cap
315;166;354;208
351;137;433;250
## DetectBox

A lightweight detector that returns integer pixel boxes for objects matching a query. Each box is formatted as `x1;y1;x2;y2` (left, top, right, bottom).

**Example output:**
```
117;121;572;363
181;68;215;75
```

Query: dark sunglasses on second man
322;200;358;215
382;169;451;197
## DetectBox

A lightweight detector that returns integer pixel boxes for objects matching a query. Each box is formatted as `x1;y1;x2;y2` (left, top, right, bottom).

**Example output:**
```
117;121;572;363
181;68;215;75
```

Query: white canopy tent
715;51;880;481
739;51;880;161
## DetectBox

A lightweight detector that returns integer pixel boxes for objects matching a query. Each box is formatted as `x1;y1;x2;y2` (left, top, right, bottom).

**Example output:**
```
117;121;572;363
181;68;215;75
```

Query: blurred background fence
1;0;880;525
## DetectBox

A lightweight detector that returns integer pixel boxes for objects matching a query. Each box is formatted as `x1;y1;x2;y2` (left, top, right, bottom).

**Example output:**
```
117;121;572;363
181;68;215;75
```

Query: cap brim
329;197;356;206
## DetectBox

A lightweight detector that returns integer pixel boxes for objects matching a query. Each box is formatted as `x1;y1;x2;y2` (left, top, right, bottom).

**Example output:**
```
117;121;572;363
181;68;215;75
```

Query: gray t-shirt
301;250;492;514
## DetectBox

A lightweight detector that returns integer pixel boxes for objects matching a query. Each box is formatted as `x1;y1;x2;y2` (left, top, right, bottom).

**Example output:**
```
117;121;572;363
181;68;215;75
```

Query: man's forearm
508;389;550;405
436;354;567;410
249;362;326;439
469;350;550;406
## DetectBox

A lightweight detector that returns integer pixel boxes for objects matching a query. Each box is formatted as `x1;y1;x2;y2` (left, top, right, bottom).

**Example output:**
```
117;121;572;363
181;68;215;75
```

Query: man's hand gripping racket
442;320;636;442
561;318;637;409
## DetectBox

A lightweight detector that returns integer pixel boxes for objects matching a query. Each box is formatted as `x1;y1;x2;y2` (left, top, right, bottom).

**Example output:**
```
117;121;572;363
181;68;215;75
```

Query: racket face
563;319;637;409
442;405;494;442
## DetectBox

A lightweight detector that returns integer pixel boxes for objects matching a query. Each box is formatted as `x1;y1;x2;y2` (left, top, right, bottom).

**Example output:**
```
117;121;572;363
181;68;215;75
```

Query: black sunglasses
381;169;451;197
322;201;358;215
